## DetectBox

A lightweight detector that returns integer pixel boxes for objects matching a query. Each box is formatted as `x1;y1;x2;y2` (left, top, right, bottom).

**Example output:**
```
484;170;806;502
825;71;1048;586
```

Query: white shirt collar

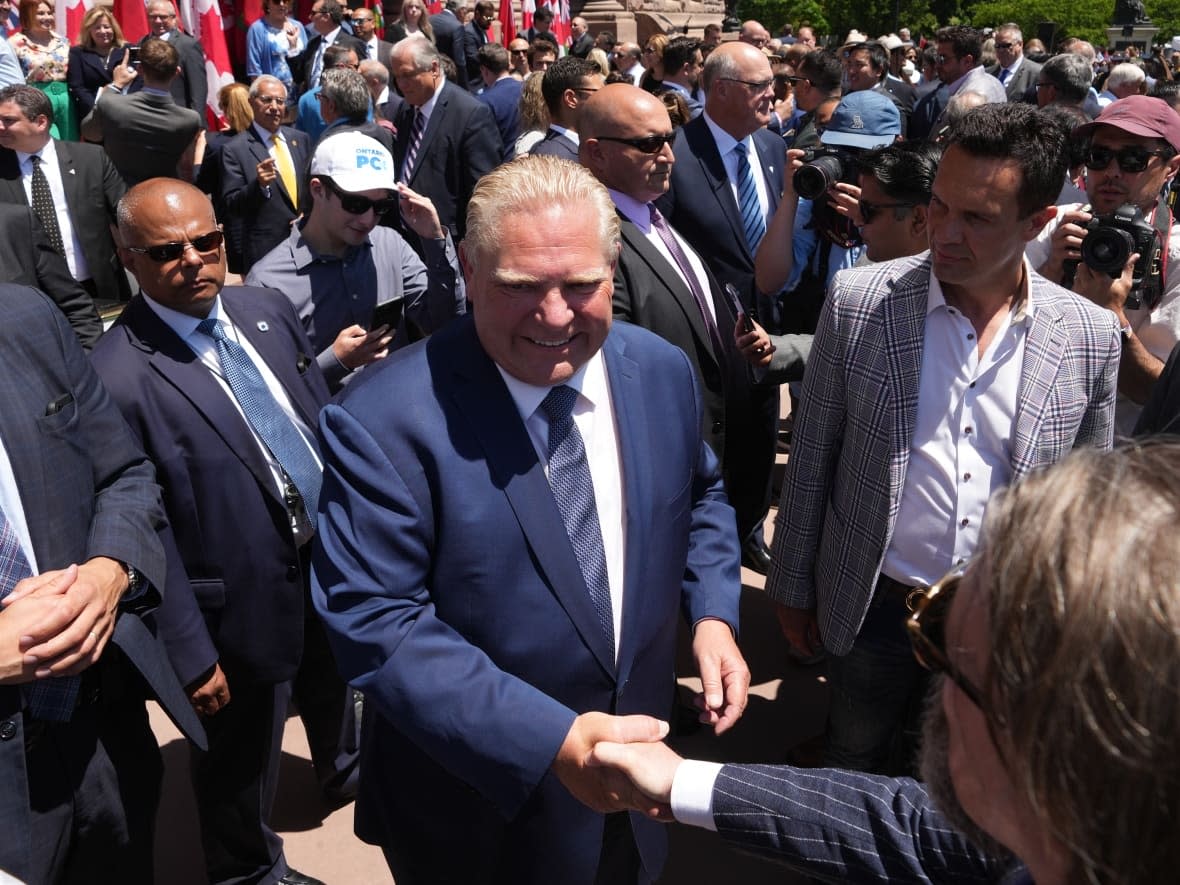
496;349;607;425
928;255;1035;323
702;110;749;158
142;293;227;343
16;136;55;170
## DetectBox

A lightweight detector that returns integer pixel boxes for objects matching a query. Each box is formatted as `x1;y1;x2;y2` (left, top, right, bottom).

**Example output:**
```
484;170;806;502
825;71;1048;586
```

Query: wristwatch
122;561;144;596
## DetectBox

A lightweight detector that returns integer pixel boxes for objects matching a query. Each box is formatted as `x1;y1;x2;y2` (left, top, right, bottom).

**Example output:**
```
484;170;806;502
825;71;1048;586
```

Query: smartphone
724;283;755;333
125;45;140;67
370;299;403;332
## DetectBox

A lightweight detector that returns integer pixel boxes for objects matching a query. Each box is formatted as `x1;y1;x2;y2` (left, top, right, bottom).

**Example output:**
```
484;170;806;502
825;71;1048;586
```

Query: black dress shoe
741;536;772;575
280;870;326;885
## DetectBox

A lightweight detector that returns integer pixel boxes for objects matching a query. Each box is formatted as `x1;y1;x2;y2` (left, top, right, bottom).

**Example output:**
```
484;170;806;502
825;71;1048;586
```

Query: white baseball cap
310;131;396;193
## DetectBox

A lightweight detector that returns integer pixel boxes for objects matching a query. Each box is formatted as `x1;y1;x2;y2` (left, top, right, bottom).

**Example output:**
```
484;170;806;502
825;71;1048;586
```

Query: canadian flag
496;0;514;45
175;0;236;128
55;0;89;43
519;0;534;32
112;0;150;42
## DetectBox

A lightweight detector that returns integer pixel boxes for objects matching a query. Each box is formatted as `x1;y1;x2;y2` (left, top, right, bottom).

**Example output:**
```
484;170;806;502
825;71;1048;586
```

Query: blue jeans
824;590;930;774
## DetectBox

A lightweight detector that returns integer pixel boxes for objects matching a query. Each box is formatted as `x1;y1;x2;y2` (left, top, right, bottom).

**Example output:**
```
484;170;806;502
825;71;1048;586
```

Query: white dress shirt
16;139;89;282
497;352;627;659
881;264;1031;585
143;294;321;543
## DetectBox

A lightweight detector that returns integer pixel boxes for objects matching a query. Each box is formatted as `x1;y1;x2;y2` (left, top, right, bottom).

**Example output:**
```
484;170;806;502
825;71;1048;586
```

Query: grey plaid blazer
766;253;1121;655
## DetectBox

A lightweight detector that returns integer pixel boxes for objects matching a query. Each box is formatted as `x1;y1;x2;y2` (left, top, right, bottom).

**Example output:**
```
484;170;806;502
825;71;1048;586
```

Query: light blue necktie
540;385;614;657
734;141;766;253
0;503;80;721
197;318;321;526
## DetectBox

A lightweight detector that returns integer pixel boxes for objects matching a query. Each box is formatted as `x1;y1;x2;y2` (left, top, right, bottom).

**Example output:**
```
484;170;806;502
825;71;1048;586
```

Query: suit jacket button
286;565;298;581
712;420;723;433
0;720;16;740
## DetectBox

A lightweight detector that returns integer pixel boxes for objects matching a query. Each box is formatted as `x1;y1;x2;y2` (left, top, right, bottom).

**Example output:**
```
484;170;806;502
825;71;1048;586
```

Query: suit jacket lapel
257;127;300;213
618;216;720;373
447;323;616;677
684;118;750;263
751;133;781;217
882;261;929;500
54;143;81;218
1011;280;1068;478
119;298;285;506
602;331;653;681
409;86;449;186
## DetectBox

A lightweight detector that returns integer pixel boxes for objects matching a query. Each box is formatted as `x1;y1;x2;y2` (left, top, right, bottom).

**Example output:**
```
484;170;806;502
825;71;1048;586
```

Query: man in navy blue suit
474;42;522;160
312;156;749;885
91;178;355;885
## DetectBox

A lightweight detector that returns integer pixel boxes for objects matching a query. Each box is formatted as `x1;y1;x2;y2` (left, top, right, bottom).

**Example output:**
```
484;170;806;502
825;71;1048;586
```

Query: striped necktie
734;142;765;253
402;110;426;179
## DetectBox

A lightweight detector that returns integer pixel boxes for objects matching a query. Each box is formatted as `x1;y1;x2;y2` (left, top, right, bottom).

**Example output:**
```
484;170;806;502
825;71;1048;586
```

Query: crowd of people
1;5;1180;885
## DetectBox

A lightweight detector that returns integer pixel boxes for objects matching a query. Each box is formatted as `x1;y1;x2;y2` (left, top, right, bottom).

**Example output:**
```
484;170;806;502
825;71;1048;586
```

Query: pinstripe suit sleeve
712;764;1004;884
765;279;848;610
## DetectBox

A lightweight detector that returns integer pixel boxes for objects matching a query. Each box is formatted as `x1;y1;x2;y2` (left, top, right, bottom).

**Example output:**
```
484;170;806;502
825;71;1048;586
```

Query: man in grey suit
987;22;1040;102
80;37;202;186
0;280;200;883
0;84;130;305
770;102;1120;775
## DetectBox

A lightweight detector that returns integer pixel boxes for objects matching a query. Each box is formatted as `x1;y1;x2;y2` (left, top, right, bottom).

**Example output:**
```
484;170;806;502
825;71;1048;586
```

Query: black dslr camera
1070;203;1161;311
793;147;857;200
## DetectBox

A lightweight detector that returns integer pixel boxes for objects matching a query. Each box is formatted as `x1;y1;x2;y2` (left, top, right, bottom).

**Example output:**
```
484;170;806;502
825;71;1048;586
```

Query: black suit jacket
67;44;128;118
461;20;489;90
528;126;579;161
430;10;466;84
90;287;330;686
295;30;368;93
613;214;742;463
220;125;310;274
569;32;593;58
394;81;501;243
909;82;948;141
0;142;131;304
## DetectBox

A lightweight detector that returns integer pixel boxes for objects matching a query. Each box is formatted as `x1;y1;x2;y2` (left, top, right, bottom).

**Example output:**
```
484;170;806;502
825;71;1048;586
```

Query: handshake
552;711;689;823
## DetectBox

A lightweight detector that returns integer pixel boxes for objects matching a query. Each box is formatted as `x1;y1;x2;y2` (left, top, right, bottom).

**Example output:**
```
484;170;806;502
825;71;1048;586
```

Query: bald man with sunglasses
247;132;465;391
1027;95;1180;432
91;177;358;885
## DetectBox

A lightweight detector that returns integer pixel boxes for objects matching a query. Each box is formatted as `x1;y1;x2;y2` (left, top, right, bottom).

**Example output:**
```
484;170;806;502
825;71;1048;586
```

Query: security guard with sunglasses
1028;95;1180;432
247;132;465;392
91;177;359;885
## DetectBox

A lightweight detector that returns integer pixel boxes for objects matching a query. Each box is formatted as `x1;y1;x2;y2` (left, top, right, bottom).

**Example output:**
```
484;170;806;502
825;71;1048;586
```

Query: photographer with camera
754;89;901;335
1028;95;1180;431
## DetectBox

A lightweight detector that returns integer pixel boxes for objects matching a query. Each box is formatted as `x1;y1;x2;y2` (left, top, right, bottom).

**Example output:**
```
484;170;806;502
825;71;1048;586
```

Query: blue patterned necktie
734;141;766;253
540;385;614;657
0;503;80;721
197;318;321;527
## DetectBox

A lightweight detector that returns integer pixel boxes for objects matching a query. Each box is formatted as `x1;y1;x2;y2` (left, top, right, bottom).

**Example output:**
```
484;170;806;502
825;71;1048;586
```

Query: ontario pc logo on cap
311;132;397;193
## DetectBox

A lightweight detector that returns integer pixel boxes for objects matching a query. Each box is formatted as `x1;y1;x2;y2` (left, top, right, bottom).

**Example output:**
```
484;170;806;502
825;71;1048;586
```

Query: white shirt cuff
670;759;724;831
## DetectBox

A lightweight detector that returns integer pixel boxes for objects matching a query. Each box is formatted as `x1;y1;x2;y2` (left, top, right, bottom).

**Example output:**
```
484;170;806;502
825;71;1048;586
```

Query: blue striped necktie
0;503;80;721
734;141;766;253
197;318;321;528
540;385;614;658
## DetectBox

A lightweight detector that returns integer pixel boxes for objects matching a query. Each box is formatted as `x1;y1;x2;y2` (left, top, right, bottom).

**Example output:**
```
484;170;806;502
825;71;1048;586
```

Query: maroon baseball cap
1074;95;1180;152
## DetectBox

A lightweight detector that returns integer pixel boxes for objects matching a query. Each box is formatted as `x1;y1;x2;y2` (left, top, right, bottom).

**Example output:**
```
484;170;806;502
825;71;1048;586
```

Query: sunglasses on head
859;199;915;224
593;133;675;154
125;230;224;262
322;177;398;215
1084;144;1171;173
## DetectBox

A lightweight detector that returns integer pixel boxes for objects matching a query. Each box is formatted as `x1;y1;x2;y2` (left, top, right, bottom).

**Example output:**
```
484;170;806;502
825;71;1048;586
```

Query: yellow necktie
271;133;298;211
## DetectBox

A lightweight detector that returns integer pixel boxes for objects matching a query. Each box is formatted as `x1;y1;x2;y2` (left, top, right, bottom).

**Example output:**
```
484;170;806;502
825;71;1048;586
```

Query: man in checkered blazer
767;102;1121;775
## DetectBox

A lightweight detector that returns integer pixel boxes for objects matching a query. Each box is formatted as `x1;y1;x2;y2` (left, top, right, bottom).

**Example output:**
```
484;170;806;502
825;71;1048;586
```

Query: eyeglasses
254;95;285;106
593;133;675;153
719;76;774;92
125;230;224;262
323;177;398;216
783;75;812;86
510;48;528;55
994;41;1018;49
148;12;175;19
936;53;955;63
905;567;992;716
571;86;600;96
1084;145;1172;173
859;199;915;224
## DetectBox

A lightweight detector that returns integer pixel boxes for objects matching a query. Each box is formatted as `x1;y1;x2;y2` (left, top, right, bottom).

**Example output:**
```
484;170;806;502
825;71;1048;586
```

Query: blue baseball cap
820;90;902;149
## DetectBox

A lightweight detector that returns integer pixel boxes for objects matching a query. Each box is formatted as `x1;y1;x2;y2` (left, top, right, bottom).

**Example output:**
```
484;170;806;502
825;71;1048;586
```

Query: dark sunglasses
859;199;915;224
783;75;811;86
125;230;223;262
1084;145;1171;173
993;41;1017;49
905;567;997;720
594;133;675;154
323;177;398;216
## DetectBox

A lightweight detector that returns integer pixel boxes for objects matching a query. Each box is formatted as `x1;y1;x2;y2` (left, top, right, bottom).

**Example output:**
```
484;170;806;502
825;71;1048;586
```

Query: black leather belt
876;573;925;612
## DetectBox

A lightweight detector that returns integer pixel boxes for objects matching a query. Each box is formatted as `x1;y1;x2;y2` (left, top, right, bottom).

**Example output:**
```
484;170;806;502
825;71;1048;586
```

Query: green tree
964;0;1180;47
736;0;829;36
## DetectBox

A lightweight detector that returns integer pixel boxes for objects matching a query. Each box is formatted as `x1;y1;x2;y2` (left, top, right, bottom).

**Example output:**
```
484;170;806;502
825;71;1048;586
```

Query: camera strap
1146;196;1171;311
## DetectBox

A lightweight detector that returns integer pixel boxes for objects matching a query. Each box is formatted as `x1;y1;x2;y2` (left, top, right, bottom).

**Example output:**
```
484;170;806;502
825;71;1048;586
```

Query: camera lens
1082;228;1134;275
794;155;844;201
